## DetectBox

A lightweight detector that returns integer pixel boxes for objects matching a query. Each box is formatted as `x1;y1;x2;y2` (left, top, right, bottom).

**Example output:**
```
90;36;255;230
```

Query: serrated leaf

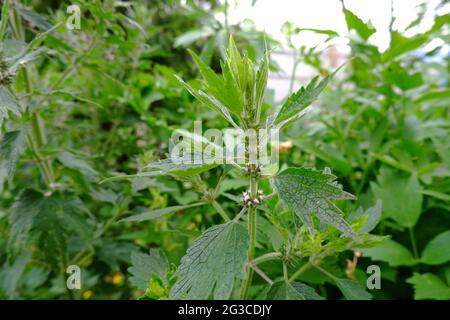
128;249;169;290
121;202;206;222
273;66;341;128
407;273;450;300
170;221;248;300
266;281;306;300
359;239;417;267
0;87;22;125
0;127;27;184
371;168;423;228
273;167;358;240
145;157;219;177
343;9;376;41
9;189;93;266
188;49;243;117
16;5;52;30
0;252;31;299
290;282;325;300
176;75;239;128
421;230;450;265
336;278;372;300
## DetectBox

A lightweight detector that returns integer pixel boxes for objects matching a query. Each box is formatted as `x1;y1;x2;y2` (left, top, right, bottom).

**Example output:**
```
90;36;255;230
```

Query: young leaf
128;249;169;290
349;200;382;233
170;221;249;300
266;281;306;300
188;49;243;117
175;75;239;128
273;167;359;240
273;66;341;128
358;239;417;267
407;273;450;300
0;128;27;184
336;279;372;300
145;157;219;177
421;230;450;265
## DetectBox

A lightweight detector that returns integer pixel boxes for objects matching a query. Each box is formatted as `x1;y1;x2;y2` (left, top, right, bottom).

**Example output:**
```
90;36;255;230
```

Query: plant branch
240;176;258;299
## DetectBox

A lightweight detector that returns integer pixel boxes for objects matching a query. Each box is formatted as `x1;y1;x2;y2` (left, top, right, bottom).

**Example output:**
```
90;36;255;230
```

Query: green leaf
0;87;22;125
175;75;239;127
343;9;376;41
174;28;214;47
0;252;31;299
291;282;325;300
121;202;206;222
383;33;428;61
9;189;93;266
266;281;305;300
0;128;27;184
170;221;249;299
145;157;219;177
128;249;169;290
57;151;97;176
421;230;450;265
255;51;268;113
371;168;423;228
273;66;341;128
273;167;358;240
415;89;450;103
336;278;372;300
407;273;450;300
188;49;243;117
16;5;52;30
294;28;339;37
0;0;9;42
349;200;382;233
359;239;417;267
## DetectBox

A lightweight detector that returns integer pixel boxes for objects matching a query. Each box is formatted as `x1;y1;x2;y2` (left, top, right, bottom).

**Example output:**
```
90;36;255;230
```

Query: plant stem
10;5;55;187
409;227;419;259
211;200;231;222
312;262;338;281
252;252;282;265
288;262;311;282
283;262;288;281
240;176;258;299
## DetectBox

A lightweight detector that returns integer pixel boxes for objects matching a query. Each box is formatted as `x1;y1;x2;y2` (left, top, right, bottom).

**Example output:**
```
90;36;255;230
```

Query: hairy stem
211;200;231;222
240;176;258;299
252;252;282;265
289;262;312;282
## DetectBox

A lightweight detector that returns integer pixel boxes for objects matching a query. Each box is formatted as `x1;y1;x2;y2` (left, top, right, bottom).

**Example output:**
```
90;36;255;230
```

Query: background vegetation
0;0;449;300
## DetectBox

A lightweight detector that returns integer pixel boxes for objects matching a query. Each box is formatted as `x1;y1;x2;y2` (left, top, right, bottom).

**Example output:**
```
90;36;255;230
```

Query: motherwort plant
107;36;384;300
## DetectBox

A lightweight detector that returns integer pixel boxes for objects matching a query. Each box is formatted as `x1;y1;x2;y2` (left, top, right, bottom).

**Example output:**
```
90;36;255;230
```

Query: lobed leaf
273;167;359;240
